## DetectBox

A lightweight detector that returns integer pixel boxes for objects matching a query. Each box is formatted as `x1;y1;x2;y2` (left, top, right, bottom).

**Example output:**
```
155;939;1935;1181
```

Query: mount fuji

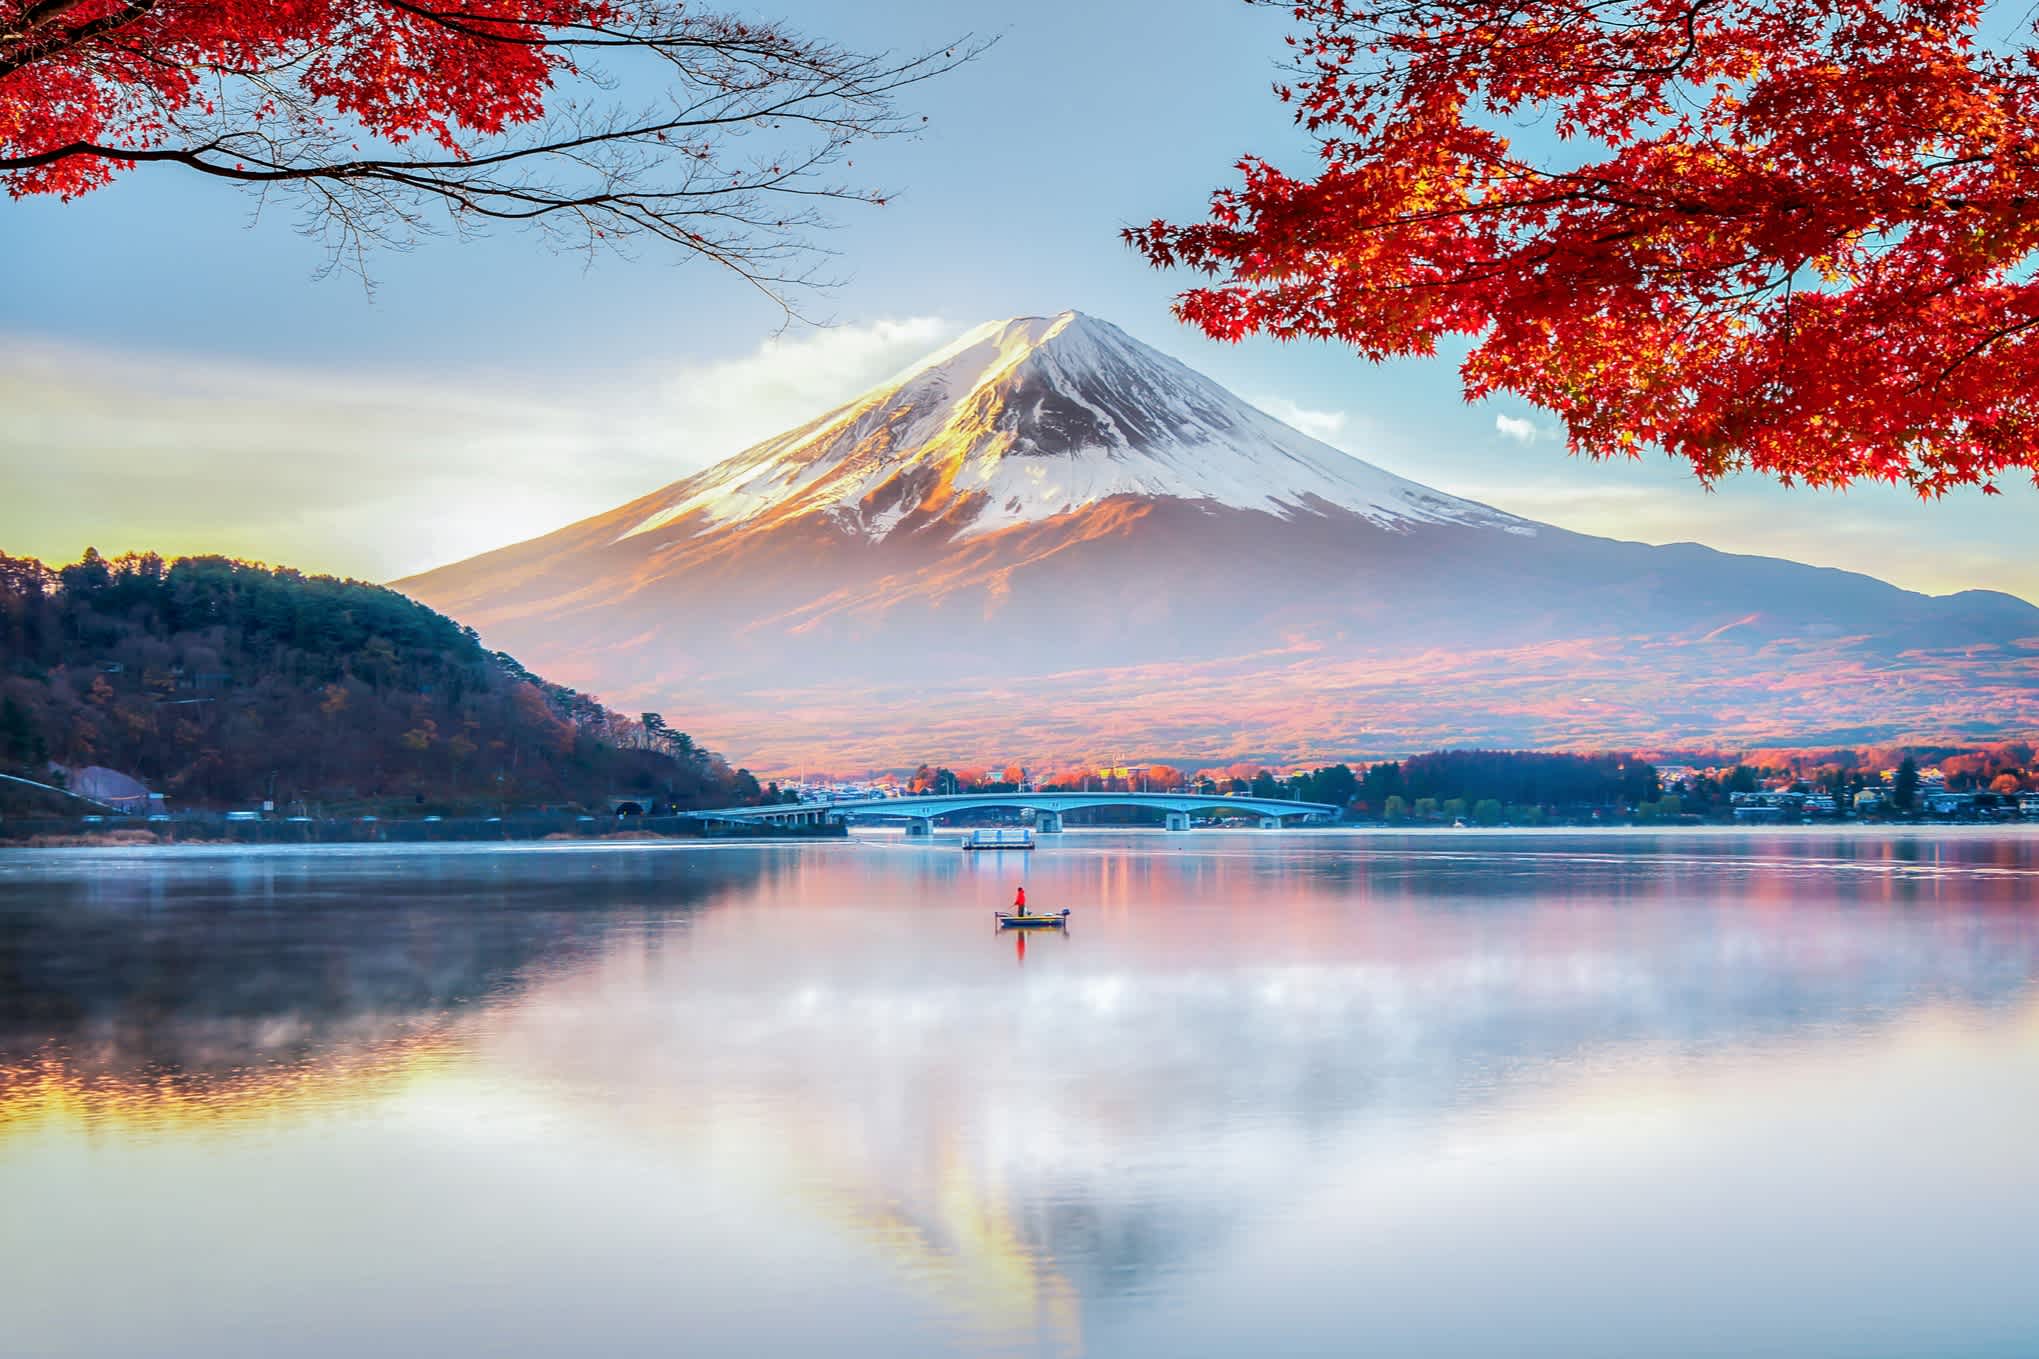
397;311;2039;770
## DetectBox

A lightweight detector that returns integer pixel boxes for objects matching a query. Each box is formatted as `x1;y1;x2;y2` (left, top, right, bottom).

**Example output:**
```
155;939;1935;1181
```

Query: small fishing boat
995;908;1070;929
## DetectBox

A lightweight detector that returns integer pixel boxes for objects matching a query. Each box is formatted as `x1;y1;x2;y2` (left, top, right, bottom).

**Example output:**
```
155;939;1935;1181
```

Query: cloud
1494;413;1546;444
1252;396;1351;447
1459;482;1662;514
648;316;951;467
0;317;953;581
1245;395;1423;486
1446;474;2039;603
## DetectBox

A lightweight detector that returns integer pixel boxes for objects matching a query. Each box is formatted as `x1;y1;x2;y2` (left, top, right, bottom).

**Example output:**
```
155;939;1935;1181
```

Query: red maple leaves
3;1;581;197
1128;0;2039;495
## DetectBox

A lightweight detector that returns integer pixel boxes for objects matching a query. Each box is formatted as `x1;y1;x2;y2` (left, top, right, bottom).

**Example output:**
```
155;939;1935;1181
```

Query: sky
2;0;2034;600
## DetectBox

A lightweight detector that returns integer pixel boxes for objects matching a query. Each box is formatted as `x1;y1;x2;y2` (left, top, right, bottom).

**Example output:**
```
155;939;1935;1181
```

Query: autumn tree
1893;756;1921;810
0;693;42;770
2;2;978;304
1144;764;1186;792
1288;762;1358;807
1129;0;2039;495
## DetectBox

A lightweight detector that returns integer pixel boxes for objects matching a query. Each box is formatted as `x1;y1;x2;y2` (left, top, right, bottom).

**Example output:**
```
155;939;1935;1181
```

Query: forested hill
0;550;763;812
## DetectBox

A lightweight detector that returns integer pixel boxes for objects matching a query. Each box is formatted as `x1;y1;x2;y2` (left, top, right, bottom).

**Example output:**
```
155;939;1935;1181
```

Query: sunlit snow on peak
619;311;1529;544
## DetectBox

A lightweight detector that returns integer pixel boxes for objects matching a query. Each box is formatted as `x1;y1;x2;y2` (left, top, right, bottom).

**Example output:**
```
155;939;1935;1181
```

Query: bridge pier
906;817;932;837
1259;816;1281;830
1165;811;1191;833
1035;812;1063;834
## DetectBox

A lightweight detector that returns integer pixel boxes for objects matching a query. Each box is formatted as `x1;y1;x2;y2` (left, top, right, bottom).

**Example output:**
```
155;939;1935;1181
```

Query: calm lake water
3;830;2038;1358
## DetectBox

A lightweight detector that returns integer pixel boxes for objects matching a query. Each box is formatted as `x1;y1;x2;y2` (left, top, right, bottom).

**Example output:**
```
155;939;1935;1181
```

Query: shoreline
4;820;2033;853
0;811;847;849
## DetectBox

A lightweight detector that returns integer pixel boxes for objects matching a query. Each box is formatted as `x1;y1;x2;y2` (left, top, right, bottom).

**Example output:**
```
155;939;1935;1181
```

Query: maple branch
1926;314;2039;392
0;0;153;77
1;0;91;38
0;5;985;311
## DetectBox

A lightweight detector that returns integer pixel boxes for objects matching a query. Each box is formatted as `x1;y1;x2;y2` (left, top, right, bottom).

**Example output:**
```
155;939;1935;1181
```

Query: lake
3;830;2037;1358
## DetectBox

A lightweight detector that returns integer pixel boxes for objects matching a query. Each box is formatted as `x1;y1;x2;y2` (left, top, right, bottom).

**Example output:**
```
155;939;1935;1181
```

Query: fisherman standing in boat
1013;885;1027;912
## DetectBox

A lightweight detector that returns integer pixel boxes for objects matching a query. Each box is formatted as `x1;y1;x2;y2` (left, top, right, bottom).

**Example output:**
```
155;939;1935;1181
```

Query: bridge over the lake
689;791;1340;835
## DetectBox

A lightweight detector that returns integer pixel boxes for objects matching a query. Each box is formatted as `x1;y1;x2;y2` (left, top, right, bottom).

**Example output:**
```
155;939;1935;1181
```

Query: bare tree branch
0;2;986;312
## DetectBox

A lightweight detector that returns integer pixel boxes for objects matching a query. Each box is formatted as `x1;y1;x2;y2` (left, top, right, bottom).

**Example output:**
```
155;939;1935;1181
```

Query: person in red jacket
1013;885;1027;911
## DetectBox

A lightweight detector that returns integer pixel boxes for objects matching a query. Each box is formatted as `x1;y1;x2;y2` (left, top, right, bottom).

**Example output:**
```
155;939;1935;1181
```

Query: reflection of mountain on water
0;845;772;1080
479;885;2039;1330
5;837;2039;1341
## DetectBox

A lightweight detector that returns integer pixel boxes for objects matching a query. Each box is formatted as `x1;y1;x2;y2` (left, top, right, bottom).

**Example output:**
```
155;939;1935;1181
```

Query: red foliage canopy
1127;0;2039;495
2;1;973;300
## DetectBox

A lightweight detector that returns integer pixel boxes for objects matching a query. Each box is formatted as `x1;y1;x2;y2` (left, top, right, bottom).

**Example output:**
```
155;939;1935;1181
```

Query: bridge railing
723;792;1340;825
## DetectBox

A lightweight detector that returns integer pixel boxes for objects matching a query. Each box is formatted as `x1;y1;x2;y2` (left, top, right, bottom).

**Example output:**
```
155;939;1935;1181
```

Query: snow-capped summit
616;310;1525;544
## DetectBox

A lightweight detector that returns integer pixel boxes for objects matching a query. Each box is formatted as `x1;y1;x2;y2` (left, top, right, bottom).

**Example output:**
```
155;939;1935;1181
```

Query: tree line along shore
0;551;782;825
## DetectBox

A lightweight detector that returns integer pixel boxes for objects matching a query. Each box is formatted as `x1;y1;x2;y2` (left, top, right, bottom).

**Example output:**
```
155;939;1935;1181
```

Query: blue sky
3;0;2033;596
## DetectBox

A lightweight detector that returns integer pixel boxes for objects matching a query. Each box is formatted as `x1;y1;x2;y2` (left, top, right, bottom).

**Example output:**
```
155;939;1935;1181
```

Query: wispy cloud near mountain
0;319;950;578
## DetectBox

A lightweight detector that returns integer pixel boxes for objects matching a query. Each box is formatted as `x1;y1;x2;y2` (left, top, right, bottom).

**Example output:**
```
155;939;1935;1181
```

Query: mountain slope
398;312;2039;769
